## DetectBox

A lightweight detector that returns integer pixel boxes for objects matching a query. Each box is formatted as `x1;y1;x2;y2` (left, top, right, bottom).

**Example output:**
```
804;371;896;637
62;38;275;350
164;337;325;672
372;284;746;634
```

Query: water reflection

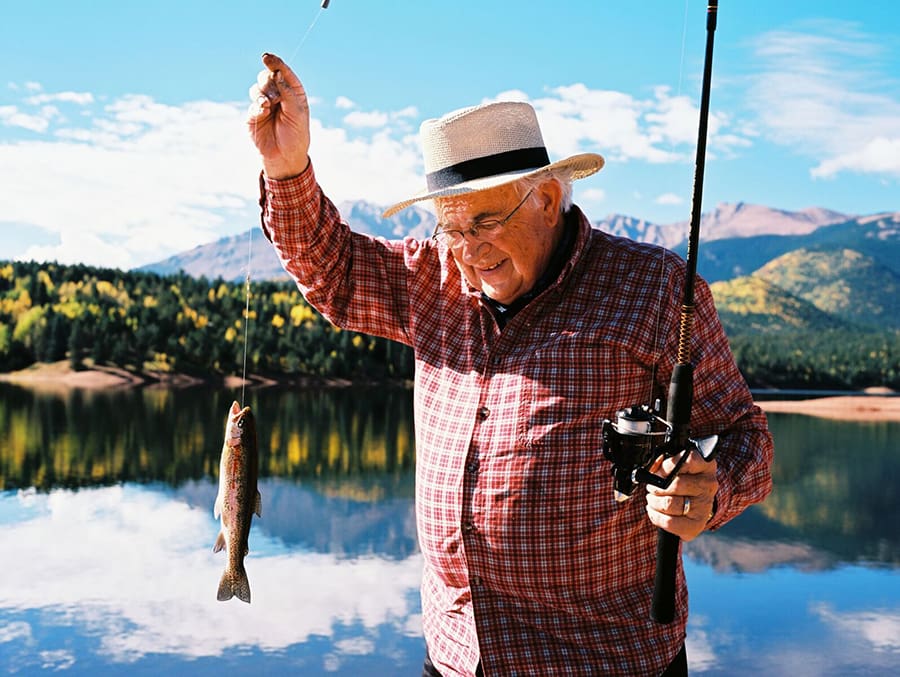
0;383;416;490
0;382;424;674
684;412;900;571
1;484;423;673
3;382;897;568
1;382;899;675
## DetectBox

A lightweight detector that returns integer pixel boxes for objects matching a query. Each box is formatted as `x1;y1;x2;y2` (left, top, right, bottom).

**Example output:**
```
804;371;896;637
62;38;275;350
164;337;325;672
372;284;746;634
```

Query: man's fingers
262;53;305;91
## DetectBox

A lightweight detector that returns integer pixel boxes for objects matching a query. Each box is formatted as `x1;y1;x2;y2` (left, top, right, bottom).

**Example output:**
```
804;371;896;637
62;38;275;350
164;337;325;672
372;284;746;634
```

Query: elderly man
248;53;773;677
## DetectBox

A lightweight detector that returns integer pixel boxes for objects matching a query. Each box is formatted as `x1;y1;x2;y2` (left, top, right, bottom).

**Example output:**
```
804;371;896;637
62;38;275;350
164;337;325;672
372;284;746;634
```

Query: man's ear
536;179;564;227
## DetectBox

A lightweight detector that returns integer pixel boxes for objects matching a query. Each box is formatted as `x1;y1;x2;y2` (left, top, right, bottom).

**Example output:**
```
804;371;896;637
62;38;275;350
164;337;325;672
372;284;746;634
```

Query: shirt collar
481;207;585;325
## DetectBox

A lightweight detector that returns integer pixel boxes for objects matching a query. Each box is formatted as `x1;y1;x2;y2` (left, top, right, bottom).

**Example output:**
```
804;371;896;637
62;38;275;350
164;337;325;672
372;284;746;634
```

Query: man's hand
645;450;718;541
247;53;311;180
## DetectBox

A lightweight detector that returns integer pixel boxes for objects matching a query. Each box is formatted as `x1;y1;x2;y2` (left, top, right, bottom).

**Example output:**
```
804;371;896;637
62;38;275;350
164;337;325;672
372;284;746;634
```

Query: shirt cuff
258;159;318;242
262;159;317;206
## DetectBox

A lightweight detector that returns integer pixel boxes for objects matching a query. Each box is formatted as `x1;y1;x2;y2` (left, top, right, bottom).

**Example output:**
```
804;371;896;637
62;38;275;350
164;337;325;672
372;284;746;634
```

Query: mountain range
139;201;900;335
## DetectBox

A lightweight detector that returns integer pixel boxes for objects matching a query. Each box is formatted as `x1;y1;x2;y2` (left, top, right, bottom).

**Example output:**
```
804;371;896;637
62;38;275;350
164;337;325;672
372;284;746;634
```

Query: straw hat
382;101;605;217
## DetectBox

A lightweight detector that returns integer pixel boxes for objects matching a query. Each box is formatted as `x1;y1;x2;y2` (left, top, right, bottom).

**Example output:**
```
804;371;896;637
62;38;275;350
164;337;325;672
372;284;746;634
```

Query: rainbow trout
213;401;261;603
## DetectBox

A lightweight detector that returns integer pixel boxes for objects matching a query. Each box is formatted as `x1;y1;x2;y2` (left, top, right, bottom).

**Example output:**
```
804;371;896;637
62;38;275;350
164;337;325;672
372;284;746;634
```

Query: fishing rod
601;0;720;625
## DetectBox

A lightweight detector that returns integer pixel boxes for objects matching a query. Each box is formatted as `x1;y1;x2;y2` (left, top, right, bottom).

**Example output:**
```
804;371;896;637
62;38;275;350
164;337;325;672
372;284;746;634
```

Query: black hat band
425;146;550;191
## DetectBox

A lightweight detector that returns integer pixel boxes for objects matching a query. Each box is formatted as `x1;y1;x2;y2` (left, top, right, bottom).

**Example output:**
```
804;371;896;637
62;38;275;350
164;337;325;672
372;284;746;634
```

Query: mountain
140;200;857;281
137;229;289;282
138;201;437;283
338;200;435;241
754;248;900;330
138;201;899;339
710;276;854;335
601;202;849;250
689;202;847;242
596;214;684;249
681;211;900;283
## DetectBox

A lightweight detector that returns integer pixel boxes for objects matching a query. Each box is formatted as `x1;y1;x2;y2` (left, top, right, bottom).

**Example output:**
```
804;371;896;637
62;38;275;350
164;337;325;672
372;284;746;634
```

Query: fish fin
213;494;222;520
217;564;251;603
213;531;226;554
253;490;262;518
217;568;235;602
234;565;251;603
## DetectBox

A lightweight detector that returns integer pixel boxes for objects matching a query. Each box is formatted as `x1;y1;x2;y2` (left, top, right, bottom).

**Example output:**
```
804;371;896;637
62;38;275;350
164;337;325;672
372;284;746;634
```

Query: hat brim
382;152;604;218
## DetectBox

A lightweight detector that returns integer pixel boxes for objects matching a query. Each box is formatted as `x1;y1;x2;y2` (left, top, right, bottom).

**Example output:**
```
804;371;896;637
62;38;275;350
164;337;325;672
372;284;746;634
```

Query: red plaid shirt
260;164;773;676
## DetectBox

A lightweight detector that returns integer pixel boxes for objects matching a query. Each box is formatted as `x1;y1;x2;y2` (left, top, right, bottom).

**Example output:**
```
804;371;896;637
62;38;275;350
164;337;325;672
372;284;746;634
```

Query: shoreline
755;394;900;422
0;361;409;393
2;362;898;421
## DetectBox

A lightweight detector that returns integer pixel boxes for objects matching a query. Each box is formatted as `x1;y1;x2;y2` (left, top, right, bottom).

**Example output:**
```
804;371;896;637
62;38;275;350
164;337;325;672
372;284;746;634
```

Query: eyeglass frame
431;188;535;248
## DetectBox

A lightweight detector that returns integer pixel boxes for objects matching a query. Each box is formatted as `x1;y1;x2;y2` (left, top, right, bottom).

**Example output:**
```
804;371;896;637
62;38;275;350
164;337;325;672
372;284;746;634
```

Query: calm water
1;382;898;675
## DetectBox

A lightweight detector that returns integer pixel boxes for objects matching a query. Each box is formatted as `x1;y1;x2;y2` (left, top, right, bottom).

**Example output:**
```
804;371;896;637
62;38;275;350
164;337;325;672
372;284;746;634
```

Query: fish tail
217;563;251;604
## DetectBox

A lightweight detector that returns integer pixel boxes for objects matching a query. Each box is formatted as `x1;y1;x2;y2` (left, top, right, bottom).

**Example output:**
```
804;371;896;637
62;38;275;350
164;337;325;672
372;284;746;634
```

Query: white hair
517;171;574;214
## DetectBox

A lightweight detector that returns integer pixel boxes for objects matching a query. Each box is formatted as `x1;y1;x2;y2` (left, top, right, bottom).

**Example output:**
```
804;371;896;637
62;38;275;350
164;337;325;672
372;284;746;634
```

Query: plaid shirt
260;164;773;676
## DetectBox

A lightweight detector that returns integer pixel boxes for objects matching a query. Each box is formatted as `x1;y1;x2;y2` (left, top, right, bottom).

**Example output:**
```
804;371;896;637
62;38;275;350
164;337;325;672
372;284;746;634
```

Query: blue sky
2;0;898;269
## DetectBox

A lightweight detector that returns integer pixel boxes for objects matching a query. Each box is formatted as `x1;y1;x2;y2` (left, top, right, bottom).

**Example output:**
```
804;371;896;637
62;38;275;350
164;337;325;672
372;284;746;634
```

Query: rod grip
651;529;680;623
653;362;693;624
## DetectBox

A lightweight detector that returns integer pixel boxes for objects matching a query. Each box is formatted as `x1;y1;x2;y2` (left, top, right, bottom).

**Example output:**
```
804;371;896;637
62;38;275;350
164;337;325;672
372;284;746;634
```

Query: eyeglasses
431;188;534;249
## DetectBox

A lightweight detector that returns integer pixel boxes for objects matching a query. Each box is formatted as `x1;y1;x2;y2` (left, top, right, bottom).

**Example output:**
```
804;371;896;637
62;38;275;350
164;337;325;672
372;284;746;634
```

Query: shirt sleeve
258;161;424;347
678;276;774;529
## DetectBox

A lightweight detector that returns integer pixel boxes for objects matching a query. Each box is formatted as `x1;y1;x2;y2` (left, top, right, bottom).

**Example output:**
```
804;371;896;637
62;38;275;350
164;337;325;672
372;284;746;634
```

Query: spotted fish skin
213;401;261;603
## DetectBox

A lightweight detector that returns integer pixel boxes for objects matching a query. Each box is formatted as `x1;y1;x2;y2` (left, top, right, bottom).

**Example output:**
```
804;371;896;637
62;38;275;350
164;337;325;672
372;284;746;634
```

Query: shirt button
492;356;502;365
477;406;490;421
470;575;483;586
466;462;479;474
462;521;476;534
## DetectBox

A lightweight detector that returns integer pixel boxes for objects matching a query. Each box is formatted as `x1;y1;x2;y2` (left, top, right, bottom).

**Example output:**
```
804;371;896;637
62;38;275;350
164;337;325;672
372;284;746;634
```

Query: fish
213;400;262;603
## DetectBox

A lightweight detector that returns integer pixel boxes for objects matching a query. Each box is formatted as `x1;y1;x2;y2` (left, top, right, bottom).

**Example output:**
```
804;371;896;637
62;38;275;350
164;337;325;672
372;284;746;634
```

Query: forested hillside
1;259;898;390
0;261;412;380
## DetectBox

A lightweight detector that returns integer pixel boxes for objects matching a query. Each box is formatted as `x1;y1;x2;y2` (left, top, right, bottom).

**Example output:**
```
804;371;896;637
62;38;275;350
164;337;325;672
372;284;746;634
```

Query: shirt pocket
517;329;654;449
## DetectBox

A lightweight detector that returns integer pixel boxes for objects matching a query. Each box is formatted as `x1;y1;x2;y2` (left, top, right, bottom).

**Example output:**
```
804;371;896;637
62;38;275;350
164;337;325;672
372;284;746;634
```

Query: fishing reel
601;402;718;502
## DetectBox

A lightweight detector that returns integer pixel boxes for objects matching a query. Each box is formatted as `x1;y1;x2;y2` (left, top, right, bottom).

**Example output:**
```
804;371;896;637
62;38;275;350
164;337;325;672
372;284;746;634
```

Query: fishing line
677;0;690;97
647;248;669;407
240;228;253;407
287;3;328;64
647;0;692;405
241;1;330;405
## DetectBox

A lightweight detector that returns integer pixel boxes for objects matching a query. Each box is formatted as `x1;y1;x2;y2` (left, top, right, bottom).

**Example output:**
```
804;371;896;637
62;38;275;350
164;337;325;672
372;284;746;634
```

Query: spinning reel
601;401;718;503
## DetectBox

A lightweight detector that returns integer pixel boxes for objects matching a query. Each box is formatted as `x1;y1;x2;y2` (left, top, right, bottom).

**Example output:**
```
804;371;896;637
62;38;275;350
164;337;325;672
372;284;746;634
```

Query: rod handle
651;529;680;623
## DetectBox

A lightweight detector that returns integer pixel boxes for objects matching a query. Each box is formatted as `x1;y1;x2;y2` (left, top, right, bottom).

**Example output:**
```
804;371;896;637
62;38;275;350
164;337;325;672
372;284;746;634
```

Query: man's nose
456;236;490;264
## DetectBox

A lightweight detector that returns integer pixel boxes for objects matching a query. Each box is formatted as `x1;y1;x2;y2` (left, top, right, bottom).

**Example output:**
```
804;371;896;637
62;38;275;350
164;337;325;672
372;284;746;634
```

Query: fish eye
237;419;244;428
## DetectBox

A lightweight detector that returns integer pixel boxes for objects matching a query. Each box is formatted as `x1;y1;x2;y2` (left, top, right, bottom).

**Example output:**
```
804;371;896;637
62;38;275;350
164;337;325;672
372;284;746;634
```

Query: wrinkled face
435;181;563;305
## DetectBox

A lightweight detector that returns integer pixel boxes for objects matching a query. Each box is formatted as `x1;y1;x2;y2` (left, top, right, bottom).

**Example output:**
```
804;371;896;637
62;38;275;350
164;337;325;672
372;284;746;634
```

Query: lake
1;382;898;675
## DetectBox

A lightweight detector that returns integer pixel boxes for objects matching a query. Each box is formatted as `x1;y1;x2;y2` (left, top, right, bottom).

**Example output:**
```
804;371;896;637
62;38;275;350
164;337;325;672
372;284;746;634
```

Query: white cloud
2;75;754;268
1;83;429;268
518;83;748;167
1;96;261;268
579;187;607;203
25;91;94;106
0;621;32;643
655;192;684;205
812;136;900;178
393;105;419;119
343;109;389;128
746;21;900;179
0;105;51;132
814;603;900;653
685;616;719;672
0;486;424;665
